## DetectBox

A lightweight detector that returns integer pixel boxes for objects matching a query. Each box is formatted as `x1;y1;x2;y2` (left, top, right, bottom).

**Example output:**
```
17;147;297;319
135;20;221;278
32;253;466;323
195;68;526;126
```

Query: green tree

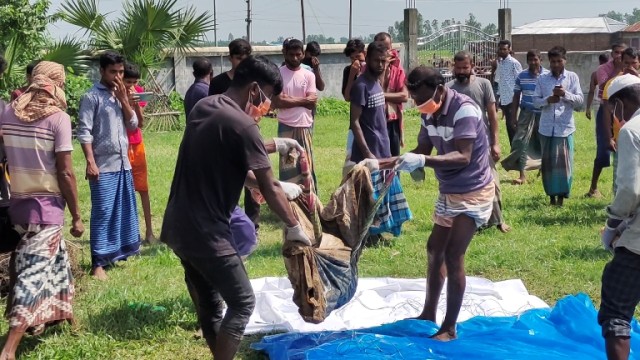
465;13;482;29
61;0;214;85
599;9;640;24
599;10;625;22
482;23;498;35
0;0;88;97
339;37;349;43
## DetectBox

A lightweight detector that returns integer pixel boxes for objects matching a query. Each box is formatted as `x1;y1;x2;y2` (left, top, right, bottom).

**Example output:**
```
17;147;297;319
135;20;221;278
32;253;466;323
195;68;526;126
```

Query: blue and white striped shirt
514;67;549;113
533;70;583;138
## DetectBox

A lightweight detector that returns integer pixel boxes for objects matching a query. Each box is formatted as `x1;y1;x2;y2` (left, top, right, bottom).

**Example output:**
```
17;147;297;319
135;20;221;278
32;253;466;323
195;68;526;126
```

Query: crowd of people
0;30;640;360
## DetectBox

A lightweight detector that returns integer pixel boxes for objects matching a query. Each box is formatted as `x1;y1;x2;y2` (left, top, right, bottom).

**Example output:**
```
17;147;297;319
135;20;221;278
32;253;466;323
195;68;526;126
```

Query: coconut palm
60;0;214;81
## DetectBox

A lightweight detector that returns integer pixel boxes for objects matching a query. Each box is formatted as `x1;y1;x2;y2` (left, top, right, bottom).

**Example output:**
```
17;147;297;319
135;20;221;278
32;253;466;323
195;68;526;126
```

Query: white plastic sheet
245;276;549;334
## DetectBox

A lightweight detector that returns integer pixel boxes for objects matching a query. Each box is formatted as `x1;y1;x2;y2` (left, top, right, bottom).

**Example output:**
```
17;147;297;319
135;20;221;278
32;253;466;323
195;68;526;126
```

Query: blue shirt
184;79;210;121
533;70;583;138
77;83;138;173
514;67;549;113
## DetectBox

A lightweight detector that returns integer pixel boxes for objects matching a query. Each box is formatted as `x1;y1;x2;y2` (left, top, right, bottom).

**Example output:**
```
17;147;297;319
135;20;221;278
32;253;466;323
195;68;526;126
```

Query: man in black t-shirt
341;39;366;101
208;38;263;235
162;56;311;360
208;38;252;96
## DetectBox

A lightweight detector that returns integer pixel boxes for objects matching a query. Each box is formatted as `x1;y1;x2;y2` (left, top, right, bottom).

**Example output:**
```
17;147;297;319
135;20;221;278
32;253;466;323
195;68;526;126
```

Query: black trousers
387;120;401;157
500;103;517;146
179;253;255;341
243;187;260;231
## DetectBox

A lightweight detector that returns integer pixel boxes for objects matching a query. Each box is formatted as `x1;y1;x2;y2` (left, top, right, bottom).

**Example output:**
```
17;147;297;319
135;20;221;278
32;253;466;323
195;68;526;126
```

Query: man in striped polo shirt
396;67;495;341
502;49;548;184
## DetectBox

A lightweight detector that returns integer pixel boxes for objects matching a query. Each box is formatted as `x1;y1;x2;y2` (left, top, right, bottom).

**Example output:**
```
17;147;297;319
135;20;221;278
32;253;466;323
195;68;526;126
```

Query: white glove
284;224;312;246
358;158;379;172
279;181;303;200
273;138;304;155
396;153;426;173
601;225;618;253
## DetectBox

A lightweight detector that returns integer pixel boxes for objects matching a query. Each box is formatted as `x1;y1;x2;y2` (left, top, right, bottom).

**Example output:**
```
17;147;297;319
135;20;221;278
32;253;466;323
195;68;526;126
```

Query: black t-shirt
161;95;271;257
342;65;358;97
208;72;233;96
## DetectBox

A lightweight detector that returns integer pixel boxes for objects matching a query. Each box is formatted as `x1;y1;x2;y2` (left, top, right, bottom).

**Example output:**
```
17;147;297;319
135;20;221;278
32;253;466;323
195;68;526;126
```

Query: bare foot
430;329;457;342
585;189;603;199
143;234;158;245
512;178;526;185
0;352;16;360
497;223;512;233
91;267;108;281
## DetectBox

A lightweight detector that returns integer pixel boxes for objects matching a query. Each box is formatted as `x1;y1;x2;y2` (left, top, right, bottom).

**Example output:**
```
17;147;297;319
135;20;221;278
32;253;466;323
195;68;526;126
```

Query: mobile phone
135;92;155;102
554;84;562;88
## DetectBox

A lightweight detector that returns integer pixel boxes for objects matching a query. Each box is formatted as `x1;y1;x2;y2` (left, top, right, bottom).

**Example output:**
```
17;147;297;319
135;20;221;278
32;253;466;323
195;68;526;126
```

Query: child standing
123;63;157;244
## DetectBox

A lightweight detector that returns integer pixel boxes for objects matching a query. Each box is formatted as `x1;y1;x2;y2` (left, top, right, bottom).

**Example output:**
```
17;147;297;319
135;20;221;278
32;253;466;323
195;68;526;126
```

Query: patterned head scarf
12;61;67;123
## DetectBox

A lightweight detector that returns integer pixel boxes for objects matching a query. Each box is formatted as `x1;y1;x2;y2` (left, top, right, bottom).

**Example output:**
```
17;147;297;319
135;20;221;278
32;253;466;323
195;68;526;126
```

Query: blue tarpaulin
252;293;640;359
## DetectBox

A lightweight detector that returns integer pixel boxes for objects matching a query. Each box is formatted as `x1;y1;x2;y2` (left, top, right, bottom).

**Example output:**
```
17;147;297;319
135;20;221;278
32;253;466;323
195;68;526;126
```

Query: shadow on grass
84;297;197;341
557;245;611;261
9;323;72;359
239;334;272;360
507;195;608;226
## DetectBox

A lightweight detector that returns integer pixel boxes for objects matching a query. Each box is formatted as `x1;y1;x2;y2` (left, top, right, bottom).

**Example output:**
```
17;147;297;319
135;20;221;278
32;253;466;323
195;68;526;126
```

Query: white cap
603;74;640;100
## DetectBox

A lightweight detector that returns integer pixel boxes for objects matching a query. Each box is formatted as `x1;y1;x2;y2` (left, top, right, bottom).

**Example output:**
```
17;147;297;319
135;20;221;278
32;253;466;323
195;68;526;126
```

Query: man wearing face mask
597;74;640;360
395;67;495;341
161;55;311;360
447;51;510;233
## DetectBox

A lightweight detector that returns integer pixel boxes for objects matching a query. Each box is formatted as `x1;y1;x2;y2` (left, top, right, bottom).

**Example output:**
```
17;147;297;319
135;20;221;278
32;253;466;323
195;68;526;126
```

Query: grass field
0;110;616;359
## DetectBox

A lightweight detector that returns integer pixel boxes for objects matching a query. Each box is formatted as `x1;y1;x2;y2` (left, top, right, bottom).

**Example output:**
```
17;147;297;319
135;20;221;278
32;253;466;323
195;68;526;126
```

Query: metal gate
417;24;499;81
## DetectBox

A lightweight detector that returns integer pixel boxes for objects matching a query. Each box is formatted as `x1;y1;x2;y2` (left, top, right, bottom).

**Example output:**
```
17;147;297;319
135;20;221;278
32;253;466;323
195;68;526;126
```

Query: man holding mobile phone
532;46;583;206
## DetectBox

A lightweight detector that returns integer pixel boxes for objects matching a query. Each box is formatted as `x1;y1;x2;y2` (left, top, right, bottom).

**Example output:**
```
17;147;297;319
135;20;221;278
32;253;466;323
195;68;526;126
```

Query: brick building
511;17;627;52
620;22;640;49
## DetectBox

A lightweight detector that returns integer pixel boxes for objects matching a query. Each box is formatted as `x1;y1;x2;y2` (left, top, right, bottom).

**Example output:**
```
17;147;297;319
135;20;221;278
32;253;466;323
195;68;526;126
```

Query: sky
49;0;640;43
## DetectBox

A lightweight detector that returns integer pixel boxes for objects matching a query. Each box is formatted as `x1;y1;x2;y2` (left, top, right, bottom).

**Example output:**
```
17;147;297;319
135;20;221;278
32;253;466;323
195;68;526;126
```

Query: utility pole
246;0;252;43
300;0;306;43
213;0;217;46
348;0;352;39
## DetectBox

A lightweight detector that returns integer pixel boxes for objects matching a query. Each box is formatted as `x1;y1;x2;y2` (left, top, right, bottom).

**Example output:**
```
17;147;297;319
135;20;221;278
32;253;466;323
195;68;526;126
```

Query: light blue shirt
76;83;138;173
533;70;583;137
497;55;523;106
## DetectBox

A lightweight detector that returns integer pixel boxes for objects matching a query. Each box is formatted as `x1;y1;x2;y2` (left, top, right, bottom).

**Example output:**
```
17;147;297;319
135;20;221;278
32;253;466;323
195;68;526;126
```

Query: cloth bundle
282;163;394;323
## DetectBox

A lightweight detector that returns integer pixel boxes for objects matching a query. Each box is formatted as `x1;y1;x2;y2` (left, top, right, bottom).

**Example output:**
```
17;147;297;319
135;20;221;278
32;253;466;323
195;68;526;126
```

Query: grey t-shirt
349;75;391;163
447;76;495;130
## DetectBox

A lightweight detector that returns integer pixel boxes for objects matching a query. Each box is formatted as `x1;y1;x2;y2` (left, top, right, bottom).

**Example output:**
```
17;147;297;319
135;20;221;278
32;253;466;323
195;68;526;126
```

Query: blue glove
396;153;426;173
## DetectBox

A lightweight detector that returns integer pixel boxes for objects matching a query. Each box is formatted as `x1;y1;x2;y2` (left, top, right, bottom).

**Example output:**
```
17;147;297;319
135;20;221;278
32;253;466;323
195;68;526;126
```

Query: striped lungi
7;224;73;333
277;123;317;192
88;169;140;267
433;182;495;229
540;134;574;198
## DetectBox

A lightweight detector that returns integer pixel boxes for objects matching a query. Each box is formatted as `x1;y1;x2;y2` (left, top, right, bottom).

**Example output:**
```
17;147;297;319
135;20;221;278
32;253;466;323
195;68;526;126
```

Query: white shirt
608;108;640;255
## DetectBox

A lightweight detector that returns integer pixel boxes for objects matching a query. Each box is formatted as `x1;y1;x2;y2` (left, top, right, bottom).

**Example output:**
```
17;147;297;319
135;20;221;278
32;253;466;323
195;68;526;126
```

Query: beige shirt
608;108;640;255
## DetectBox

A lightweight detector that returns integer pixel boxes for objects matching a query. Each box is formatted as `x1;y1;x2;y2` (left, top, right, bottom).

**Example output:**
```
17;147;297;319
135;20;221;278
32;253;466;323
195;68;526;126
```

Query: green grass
1;111;615;359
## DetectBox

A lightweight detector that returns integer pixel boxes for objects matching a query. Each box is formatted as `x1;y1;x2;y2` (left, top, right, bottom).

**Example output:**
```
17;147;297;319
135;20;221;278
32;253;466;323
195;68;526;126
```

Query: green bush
316;97;349;117
65;70;93;125
168;90;184;113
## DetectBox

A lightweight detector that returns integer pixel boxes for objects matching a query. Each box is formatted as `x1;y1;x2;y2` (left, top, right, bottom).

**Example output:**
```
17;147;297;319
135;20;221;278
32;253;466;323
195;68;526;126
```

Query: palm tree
61;0;214;86
0;0;90;93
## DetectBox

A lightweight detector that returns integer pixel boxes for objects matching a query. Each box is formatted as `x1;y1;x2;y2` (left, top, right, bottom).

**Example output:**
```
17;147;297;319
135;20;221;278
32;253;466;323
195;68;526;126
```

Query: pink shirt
596;61;617;99
0;109;73;225
277;66;316;128
127;84;146;145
